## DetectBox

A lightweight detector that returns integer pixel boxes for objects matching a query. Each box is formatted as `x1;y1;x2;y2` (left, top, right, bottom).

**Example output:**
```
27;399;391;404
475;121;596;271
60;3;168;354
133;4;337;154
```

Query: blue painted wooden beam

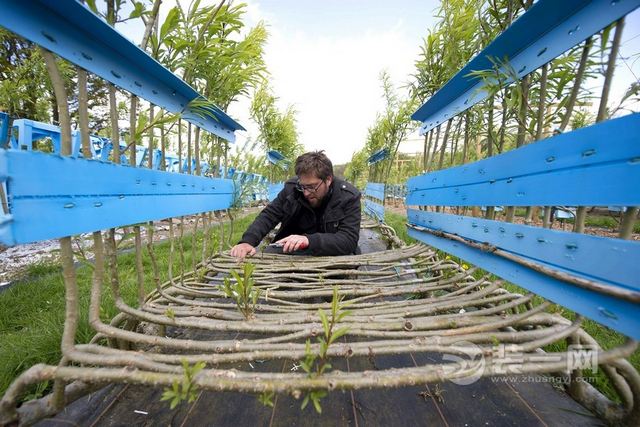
406;114;640;207
0;151;234;245
0;0;244;142
367;148;390;166
407;209;639;293
412;0;640;134
365;183;385;202
407;210;640;339
0;112;9;147
268;183;284;202
364;199;385;222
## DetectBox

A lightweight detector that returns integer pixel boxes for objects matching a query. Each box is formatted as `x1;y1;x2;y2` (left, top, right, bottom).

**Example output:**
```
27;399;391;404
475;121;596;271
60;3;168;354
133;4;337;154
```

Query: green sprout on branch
258;390;275;408
299;286;352;413
161;359;206;409
221;262;261;319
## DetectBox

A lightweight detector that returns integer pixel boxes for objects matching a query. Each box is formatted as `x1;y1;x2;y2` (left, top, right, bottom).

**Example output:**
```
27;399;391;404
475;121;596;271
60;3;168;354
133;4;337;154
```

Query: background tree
250;83;302;182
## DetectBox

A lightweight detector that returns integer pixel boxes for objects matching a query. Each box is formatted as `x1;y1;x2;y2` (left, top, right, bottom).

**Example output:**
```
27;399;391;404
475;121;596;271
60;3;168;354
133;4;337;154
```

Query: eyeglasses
295;180;324;194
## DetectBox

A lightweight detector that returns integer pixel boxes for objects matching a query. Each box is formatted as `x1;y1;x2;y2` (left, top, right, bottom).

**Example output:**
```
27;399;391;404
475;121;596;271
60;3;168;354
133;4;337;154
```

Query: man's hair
295;151;333;180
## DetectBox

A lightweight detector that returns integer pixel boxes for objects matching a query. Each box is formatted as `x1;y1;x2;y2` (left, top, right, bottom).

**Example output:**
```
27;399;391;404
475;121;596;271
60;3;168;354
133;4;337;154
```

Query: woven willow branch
0;219;638;426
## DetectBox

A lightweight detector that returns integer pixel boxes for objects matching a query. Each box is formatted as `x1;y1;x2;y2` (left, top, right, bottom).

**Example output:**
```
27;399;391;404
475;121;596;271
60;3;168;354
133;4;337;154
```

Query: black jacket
239;177;361;256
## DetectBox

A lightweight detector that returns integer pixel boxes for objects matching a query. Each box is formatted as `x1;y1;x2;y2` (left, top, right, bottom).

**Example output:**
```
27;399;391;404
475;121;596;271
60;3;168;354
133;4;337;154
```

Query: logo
442;340;486;385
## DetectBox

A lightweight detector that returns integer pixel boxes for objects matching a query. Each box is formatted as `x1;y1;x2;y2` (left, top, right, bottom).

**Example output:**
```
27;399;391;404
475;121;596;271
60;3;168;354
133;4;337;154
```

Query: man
230;151;361;259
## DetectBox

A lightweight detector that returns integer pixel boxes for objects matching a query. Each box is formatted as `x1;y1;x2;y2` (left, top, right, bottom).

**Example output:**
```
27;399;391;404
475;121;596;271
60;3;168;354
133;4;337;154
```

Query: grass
384;210;639;404
506;209;640;233
384;211;416;244
0;212;258;399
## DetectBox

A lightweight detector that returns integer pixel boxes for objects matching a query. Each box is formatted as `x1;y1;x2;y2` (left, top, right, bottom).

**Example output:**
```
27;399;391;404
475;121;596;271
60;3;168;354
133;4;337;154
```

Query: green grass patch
0;213;258;399
384;211;417;244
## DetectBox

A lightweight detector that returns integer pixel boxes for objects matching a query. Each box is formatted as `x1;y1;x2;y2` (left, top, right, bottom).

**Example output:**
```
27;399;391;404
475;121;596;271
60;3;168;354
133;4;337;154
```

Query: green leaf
311;390;327;413
331;286;339;313
128;1;145;19
318;309;329;336
600;23;613;59
258;391;274;407
85;0;99;14
160;389;174;402
329;327;349;345
337;309;352;322
230;269;243;285
160;7;180;42
170;396;180;409
301;394;310;410
193;361;206;375
319;338;327;355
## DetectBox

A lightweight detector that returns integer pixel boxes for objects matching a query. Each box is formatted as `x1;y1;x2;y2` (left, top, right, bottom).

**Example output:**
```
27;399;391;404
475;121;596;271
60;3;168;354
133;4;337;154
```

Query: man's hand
276;235;309;253
230;243;256;260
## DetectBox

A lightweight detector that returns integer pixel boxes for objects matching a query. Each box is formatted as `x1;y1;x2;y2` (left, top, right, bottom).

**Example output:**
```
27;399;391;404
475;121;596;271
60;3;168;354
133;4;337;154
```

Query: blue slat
0;112;9;147
0;150;234;245
367;148;389;165
407;225;640;339
412;0;640;134
364;199;385;222
365;182;385;202
407;209;640;293
406;114;640;207
268;183;284;202
0;0;244;141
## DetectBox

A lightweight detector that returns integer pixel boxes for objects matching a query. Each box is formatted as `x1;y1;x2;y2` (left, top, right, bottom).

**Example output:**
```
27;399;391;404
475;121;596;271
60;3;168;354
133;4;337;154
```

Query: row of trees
345;0;639;195
0;0;300;179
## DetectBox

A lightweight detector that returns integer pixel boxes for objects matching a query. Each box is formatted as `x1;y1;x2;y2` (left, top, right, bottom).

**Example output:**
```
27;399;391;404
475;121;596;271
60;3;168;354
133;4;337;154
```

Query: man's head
294;151;333;208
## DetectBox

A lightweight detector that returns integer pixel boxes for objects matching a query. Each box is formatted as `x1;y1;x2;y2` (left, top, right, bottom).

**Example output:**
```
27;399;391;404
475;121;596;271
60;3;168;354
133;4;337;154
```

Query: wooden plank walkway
37;228;603;426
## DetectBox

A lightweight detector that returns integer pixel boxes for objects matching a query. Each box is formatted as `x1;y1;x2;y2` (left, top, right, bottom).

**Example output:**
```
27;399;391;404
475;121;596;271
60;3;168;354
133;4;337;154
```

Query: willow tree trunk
427;125;441;173
40;47;76;411
129;96;138;166
577;19;624;234
77;69;91;156
187;122;192;174
160;124;166;171
559;37;593;132
195;126;201;175
437;119;452;170
528;64;548;225
486;95;495;158
178;119;183;173
422;131;431;172
109;85;120;164
462;111;470;164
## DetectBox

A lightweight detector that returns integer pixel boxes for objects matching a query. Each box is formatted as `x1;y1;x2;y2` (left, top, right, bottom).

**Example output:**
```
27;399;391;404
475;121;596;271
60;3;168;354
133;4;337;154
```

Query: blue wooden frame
406;114;640;207
407;222;640;339
0;151;234;245
407;0;640;338
268;183;284;202
0;0;244;142
0;112;9;147
412;0;640;134
364;182;385;222
367;148;390;166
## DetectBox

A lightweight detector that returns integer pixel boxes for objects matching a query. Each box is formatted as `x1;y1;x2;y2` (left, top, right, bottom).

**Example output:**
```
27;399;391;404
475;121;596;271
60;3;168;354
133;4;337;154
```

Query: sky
121;0;441;164
119;1;640;166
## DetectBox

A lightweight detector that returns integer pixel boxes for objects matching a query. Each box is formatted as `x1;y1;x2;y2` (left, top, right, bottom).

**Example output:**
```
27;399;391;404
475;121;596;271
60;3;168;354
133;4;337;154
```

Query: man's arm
238;187;288;247
306;192;361;256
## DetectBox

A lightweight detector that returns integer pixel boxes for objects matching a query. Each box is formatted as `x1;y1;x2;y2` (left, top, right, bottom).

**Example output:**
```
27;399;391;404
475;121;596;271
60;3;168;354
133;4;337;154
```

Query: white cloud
230;2;426;165
121;0;436;165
